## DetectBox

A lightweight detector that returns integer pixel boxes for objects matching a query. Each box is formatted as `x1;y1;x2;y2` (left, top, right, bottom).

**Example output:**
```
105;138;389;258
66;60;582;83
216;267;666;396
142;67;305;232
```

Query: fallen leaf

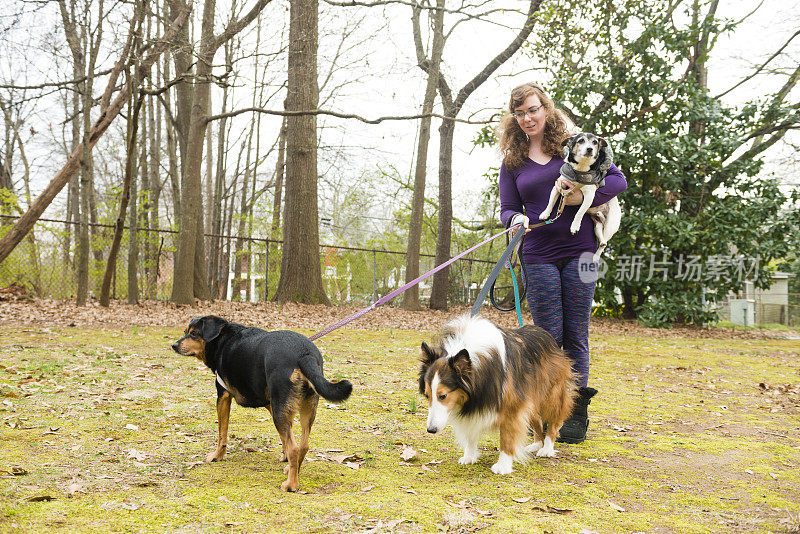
533;505;573;515
608;500;626;512
512;496;531;503
400;445;418;462
24;495;55;502
330;453;362;464
126;449;147;462
11;466;27;476
125;423;139;431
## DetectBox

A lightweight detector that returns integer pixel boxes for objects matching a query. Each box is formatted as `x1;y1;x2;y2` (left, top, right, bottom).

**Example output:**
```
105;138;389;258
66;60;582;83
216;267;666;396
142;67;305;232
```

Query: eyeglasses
512;105;543;119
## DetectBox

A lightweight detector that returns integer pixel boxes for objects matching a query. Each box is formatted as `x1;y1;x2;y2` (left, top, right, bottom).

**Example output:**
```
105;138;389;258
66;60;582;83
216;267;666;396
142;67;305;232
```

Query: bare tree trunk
146;38;163;298
169;0;192;165
429;106;453;309
58;0;99;305
429;0;542;309
402;0;444;310
162;40;181;220
274;0;328;304
170;0;270;305
100;89;143;307
128;112;144;304
171;0;217;305
65;63;80;269
267;117;286;301
209;38;233;298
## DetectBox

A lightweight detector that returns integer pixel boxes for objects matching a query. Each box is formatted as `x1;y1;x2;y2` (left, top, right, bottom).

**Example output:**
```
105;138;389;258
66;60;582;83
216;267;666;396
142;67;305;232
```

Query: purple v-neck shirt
499;157;628;264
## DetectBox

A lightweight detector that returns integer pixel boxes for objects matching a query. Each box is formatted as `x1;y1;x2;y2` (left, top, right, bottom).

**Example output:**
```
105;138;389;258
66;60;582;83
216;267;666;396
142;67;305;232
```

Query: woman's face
513;94;547;140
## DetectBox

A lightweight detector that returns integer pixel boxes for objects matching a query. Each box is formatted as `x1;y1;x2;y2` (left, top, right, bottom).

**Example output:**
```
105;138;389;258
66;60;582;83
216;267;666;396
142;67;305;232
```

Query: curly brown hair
497;82;571;170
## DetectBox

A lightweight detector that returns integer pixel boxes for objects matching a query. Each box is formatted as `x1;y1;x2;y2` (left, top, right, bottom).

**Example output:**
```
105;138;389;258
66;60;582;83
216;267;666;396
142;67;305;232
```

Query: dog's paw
458;454;478;465
490;452;514;474
536;447;557;458
280;480;299;492
570;223;581;235
539;210;551;220
524;441;543;454
490;461;514;475
206;449;225;463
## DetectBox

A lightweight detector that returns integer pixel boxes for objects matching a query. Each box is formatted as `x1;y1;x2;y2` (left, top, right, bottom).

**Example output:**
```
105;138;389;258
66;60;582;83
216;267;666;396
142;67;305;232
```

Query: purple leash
308;226;515;341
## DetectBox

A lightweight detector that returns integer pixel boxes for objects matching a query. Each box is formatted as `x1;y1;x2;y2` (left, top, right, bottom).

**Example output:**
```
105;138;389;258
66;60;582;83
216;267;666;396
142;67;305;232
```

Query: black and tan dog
172;315;352;492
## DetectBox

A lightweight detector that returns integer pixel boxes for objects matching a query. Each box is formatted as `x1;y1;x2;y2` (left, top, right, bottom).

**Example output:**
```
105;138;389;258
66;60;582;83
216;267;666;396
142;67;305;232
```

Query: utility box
729;298;755;327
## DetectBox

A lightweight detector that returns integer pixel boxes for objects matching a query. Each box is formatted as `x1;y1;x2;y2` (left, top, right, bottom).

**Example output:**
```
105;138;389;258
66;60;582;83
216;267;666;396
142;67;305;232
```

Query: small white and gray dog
539;132;621;261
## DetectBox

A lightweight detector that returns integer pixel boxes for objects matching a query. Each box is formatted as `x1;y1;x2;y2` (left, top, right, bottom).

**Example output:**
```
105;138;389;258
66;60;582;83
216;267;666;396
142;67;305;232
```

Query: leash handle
470;225;526;317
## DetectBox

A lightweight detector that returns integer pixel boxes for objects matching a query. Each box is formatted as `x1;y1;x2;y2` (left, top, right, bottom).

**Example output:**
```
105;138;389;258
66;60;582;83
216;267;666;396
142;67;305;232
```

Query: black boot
557;387;597;444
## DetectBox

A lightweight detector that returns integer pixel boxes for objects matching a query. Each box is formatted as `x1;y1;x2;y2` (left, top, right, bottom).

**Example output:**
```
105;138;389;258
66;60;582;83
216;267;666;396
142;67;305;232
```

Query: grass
0;324;798;533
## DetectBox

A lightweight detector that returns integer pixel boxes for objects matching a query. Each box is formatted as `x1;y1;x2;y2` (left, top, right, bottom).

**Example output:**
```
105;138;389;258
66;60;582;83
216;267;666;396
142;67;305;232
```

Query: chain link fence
0;216;507;307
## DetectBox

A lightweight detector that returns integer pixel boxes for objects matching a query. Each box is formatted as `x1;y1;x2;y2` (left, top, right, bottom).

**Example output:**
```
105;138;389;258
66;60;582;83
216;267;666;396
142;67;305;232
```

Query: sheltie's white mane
442;314;506;368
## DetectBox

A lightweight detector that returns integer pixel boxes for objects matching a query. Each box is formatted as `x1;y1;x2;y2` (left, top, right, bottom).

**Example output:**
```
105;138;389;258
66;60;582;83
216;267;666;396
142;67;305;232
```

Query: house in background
718;271;796;326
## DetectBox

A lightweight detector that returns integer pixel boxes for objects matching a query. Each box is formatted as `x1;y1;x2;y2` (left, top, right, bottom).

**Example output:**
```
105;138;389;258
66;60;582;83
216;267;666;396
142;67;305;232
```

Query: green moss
0;325;798;533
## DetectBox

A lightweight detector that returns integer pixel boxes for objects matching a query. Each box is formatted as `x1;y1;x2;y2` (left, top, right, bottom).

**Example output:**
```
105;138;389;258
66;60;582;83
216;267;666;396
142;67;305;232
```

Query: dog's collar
560;162;606;187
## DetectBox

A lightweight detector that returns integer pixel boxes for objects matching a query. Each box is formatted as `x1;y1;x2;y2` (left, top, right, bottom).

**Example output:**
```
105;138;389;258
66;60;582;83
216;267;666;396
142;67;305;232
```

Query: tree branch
205;106;494;124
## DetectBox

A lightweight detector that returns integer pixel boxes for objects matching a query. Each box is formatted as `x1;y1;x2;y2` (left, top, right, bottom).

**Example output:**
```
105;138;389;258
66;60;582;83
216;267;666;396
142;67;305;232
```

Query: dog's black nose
586;147;593;155
427;427;438;434
171;342;180;353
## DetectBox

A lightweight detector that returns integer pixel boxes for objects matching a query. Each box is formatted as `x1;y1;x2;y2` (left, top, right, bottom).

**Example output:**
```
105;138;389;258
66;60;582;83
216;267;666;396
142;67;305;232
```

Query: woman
497;82;627;443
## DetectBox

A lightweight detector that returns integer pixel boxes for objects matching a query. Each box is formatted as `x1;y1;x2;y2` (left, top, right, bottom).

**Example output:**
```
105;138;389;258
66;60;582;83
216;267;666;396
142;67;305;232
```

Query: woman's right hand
510;213;531;232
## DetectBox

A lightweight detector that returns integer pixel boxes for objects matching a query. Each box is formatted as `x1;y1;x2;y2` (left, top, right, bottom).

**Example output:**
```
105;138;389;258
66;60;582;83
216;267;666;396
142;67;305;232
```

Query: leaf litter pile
0;299;798;533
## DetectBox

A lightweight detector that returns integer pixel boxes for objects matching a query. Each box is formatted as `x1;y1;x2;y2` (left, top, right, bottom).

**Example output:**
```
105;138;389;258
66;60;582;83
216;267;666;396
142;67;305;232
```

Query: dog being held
172;315;352;492
418;314;576;474
538;132;621;260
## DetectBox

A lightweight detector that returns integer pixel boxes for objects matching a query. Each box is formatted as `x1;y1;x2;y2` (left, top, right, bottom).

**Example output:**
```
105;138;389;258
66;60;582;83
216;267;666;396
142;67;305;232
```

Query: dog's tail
298;351;353;403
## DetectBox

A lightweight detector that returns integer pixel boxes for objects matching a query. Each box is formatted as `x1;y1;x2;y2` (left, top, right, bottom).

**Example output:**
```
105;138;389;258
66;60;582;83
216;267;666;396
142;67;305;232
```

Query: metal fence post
372;250;377;302
264;239;269;302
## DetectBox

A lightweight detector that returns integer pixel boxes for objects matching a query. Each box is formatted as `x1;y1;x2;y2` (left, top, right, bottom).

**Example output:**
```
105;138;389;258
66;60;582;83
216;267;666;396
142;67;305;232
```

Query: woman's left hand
557;177;584;206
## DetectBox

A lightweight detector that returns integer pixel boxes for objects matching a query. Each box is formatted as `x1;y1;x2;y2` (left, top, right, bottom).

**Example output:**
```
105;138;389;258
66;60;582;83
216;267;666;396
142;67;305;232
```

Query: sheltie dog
418;314;576;474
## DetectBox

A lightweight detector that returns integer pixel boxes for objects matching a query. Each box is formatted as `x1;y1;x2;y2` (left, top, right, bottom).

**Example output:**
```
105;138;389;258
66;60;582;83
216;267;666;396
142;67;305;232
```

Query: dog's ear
199;315;228;342
419;342;440;395
449;349;473;393
598;136;608;148
449;349;472;378
561;135;573;147
420;342;440;367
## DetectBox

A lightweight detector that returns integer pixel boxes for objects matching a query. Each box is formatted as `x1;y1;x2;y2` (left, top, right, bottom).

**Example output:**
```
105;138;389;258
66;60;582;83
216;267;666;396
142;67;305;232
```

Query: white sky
1;0;798;238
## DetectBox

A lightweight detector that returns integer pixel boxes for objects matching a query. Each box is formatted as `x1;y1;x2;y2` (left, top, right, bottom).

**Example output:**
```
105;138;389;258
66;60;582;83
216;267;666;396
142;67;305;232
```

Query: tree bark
402;0;445;310
170;0;271;305
274;0;329;304
429;0;542;310
100;90;143;307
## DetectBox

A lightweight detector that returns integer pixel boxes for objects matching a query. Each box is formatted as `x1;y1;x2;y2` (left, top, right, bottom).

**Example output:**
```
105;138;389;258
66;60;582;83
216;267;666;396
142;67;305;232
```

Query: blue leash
509;262;524;326
474;196;566;323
